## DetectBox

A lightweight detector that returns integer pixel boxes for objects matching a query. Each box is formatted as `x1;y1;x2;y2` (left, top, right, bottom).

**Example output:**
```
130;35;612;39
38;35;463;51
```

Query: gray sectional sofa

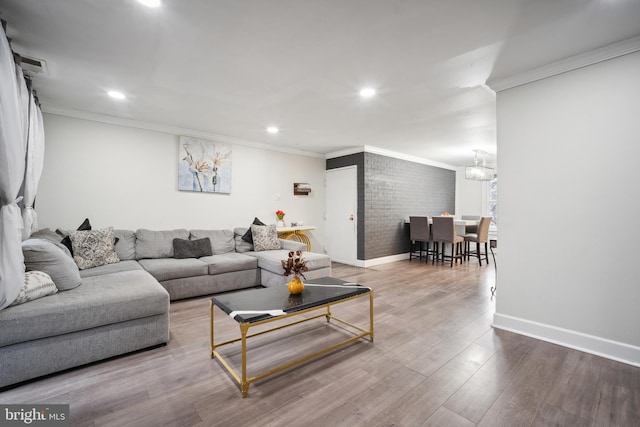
0;226;331;388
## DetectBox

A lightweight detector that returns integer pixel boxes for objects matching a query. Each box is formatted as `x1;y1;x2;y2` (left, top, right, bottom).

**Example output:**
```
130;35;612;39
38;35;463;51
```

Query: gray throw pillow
22;239;82;291
29;228;72;257
70;227;120;270
173;238;213;259
251;224;281;251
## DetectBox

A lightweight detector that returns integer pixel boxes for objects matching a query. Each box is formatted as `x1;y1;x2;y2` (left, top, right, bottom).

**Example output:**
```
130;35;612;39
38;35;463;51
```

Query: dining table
406;217;478;236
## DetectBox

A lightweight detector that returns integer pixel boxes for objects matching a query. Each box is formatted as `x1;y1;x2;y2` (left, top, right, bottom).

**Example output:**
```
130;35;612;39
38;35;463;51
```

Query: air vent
20;55;47;75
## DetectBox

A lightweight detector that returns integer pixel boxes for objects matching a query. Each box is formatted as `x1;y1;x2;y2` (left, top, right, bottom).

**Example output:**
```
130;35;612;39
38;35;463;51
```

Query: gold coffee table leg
240;323;250;397
210;301;215;358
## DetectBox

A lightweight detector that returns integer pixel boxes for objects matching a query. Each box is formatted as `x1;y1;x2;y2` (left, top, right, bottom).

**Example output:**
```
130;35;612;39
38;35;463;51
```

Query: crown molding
487;35;640;92
324;146;366;159
40;105;325;159
325;145;456;170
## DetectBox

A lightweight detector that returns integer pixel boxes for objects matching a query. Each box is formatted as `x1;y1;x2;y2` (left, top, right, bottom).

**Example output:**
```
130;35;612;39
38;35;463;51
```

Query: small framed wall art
178;136;232;194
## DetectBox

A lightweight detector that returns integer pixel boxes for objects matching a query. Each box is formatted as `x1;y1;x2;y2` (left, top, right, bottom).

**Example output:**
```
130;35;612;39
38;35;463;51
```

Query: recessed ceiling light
359;87;376;98
107;90;126;100
137;0;161;7
267;126;279;134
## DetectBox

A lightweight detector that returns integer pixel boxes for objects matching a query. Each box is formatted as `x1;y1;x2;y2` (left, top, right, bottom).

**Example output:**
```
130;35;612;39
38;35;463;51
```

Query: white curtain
0;27;27;310
22;91;45;239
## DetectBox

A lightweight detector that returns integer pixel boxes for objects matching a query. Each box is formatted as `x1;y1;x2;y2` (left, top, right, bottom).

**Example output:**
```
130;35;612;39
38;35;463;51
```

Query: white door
325;166;357;265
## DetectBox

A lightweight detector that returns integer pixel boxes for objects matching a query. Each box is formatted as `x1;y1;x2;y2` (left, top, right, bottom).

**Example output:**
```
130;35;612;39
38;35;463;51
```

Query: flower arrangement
281;250;308;279
275;209;286;221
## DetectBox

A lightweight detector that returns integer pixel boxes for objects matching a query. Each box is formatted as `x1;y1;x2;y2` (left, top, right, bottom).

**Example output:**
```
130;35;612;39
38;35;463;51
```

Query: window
488;176;497;229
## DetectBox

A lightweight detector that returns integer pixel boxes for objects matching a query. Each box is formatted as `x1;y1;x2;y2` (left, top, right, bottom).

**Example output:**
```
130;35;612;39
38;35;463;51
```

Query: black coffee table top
212;277;370;323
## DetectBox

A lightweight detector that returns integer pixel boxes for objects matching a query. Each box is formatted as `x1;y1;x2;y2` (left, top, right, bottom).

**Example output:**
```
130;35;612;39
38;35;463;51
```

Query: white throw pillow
10;271;58;306
70;227;120;270
251;224;281;252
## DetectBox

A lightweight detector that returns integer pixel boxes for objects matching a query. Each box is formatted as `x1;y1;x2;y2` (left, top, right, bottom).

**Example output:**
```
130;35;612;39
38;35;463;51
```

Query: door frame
325;166;358;265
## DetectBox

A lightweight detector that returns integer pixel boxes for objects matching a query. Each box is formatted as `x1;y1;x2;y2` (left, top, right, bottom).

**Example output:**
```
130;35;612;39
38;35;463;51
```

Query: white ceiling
2;0;640;166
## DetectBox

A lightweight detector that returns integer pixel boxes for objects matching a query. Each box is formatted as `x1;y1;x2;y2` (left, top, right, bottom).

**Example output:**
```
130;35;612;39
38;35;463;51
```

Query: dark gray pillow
22;239;82;291
173;238;213;259
241;217;265;243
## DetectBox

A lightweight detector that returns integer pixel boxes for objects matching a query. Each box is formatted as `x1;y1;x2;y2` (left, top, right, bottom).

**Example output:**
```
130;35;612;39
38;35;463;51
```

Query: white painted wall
455;167;484;216
37;114;327;250
494;51;640;364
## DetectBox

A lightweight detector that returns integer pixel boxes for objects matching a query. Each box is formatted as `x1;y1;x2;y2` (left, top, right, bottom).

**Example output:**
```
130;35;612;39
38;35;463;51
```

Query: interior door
325;166;357;265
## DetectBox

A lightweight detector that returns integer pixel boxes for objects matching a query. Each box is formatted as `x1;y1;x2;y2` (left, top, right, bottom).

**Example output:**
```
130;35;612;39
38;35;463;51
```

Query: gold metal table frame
277;226;315;251
210;290;374;397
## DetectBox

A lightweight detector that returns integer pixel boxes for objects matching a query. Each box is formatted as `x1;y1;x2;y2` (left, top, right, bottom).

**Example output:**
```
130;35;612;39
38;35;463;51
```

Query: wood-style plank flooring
2;258;639;426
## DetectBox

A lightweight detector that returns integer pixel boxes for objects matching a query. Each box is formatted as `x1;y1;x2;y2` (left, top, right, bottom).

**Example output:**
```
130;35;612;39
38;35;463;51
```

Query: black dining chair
409;216;431;263
431;216;464;267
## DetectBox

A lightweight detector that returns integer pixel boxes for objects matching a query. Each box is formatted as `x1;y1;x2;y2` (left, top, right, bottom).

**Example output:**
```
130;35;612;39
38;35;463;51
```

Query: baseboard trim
356;253;410;268
493;313;640;367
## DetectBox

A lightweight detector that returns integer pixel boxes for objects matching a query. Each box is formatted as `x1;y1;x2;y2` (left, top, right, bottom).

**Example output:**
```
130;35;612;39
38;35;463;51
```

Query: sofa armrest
279;239;306;251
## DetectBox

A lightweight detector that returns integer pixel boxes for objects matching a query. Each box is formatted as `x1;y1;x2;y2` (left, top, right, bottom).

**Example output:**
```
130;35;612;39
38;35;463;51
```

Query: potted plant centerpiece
281;250;308;295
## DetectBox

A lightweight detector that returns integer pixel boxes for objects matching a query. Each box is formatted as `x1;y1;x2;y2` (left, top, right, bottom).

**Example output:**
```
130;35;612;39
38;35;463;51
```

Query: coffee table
210;277;373;397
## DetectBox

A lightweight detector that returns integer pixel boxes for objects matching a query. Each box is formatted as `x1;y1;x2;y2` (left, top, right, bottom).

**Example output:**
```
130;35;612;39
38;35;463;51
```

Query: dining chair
461;215;480;234
463;216;492;266
409;216;431;263
431;216;464;267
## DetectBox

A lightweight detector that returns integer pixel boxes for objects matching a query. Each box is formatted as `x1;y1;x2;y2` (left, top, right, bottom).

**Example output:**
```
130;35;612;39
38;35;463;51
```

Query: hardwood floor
2;259;639;426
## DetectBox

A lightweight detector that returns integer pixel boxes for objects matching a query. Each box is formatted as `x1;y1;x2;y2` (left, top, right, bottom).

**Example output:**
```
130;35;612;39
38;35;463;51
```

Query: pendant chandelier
465;150;495;181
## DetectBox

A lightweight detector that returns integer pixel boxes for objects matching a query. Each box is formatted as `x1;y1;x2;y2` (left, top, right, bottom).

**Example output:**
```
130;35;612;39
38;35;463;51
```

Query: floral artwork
178;137;231;193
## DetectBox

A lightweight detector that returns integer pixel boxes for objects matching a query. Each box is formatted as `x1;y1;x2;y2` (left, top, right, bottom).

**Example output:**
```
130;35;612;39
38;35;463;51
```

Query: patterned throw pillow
242;217;265;243
10;270;58;306
250;224;281;252
70;227;120;270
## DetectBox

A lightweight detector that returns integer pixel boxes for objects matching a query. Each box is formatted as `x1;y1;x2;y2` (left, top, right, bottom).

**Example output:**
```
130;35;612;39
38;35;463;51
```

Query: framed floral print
178;136;232;194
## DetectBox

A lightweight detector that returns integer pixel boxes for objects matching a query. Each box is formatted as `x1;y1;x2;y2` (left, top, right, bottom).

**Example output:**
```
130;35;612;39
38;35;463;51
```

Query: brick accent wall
327;152;455;261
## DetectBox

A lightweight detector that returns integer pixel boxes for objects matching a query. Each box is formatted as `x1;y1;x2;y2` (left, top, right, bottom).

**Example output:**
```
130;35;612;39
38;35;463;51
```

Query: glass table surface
212;277;369;323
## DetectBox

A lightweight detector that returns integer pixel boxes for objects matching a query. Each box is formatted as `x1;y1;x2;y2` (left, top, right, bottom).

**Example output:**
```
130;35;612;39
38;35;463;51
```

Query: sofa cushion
22;239;82;291
0;270;168;348
138;258;208;282
234;228;254;253
173;238;213;259
113;229;136;260
70;227;120;270
251;224;281;251
247;250;331;274
190;229;235;254
135;229;189;259
79;260;144;278
199;253;258;275
9;271;58;307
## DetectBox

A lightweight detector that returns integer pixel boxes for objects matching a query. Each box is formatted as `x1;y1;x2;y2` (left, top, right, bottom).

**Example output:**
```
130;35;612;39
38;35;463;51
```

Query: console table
277;225;316;251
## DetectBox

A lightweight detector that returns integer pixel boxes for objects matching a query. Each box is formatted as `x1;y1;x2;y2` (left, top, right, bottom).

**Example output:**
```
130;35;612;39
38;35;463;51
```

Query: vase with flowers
281;250;308;295
275;209;286;227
